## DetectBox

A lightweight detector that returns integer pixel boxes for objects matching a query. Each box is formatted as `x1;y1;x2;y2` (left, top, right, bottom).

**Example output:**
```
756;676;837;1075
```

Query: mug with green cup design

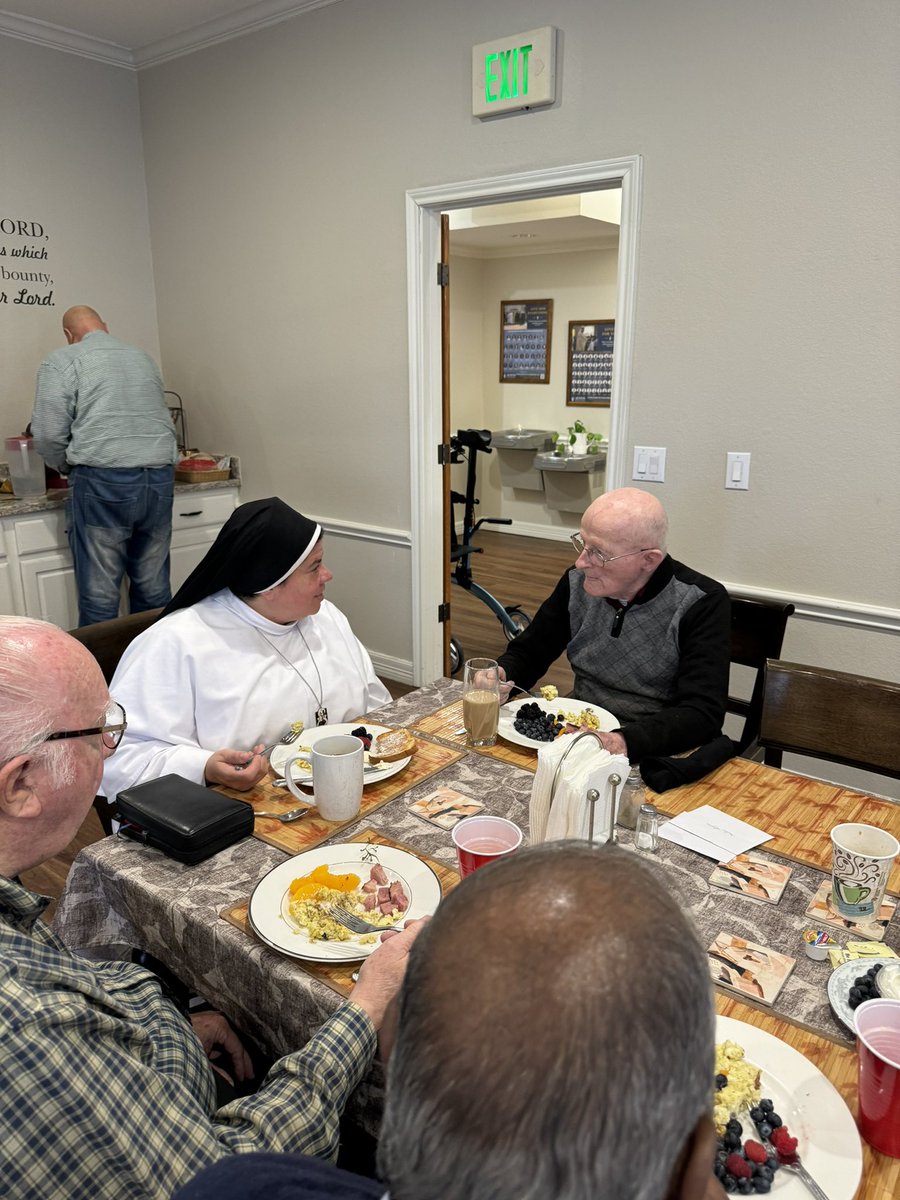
830;822;899;920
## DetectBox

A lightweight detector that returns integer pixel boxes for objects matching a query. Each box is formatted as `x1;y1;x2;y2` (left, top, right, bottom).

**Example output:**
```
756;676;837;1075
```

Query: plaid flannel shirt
0;874;376;1199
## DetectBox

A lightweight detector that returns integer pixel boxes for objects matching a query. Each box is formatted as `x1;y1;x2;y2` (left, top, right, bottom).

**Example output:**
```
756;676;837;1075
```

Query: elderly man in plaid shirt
0;615;422;1200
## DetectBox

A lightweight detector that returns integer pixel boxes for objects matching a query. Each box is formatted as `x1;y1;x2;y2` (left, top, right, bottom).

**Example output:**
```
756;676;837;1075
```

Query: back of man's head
62;305;107;343
378;842;714;1200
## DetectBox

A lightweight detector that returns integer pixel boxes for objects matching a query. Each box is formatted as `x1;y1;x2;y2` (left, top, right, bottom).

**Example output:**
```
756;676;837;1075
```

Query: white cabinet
170;490;240;592
0;485;239;628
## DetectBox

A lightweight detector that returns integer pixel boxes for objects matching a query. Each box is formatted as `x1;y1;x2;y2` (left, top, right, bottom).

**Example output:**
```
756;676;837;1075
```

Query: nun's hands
204;746;268;789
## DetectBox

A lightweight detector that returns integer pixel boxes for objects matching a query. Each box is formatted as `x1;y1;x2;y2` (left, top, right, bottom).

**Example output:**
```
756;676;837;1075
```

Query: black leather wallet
114;773;254;864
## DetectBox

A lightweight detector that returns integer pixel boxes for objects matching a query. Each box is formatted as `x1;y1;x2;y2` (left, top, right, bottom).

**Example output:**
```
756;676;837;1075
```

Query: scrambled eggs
713;1040;761;1133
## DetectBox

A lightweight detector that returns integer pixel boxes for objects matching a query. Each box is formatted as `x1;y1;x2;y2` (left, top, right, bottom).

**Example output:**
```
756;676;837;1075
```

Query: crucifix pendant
315;706;328;726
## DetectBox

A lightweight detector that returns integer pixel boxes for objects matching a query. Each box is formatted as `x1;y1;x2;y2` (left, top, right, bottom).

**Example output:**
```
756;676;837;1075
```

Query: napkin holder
548;731;624;847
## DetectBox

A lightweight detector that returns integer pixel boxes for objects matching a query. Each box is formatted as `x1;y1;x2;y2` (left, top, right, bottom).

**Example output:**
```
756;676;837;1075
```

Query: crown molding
0;0;342;71
0;9;133;67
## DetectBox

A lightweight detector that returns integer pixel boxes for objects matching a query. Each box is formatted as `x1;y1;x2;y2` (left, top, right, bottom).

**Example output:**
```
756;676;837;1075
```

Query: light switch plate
633;446;666;482
725;451;751;490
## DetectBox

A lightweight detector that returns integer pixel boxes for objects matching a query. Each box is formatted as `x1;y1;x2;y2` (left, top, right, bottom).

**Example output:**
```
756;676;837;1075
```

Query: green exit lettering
485;43;533;104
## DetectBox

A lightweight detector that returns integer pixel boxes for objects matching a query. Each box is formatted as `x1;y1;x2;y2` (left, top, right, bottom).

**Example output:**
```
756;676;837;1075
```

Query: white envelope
659;804;772;861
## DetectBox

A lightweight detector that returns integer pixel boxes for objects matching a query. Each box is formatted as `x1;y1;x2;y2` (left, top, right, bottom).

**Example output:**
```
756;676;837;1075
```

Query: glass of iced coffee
462;657;501;748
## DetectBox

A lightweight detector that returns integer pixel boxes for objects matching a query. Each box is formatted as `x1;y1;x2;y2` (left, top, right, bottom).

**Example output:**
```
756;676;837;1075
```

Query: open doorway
406;157;642;685
445;192;621;673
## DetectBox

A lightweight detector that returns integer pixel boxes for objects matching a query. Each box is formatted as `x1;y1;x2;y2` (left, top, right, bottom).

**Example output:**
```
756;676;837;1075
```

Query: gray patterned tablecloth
54;680;899;1093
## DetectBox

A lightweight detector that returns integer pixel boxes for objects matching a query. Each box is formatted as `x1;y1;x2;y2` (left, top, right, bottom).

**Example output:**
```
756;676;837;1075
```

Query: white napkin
530;736;628;843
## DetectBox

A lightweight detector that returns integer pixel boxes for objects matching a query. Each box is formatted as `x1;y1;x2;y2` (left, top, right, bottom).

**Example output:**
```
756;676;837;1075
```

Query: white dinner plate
248;843;442;962
715;1015;862;1199
498;696;618;749
269;722;411;787
827;957;896;1035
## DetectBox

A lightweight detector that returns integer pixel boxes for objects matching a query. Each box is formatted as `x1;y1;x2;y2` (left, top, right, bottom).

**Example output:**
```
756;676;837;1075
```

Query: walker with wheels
448;428;531;674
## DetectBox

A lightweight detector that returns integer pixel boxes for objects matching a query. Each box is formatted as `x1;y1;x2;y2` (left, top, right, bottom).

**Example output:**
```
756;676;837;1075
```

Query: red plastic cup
855;998;900;1158
452;815;523;878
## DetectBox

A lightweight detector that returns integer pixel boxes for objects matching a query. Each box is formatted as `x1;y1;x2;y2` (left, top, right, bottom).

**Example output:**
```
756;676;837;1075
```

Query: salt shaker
616;765;644;830
635;802;660;852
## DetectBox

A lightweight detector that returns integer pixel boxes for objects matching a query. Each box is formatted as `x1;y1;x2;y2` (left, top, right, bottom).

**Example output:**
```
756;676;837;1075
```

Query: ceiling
0;0;340;67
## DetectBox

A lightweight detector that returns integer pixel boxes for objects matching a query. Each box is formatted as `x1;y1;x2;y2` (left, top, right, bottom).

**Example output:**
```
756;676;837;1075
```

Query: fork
755;1133;828;1200
235;724;304;770
253;805;311;823
323;904;390;935
506;681;543;700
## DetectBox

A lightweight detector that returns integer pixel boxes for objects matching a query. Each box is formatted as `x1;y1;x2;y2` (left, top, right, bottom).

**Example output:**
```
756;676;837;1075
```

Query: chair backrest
728;597;795;752
67;608;163;684
759;659;900;780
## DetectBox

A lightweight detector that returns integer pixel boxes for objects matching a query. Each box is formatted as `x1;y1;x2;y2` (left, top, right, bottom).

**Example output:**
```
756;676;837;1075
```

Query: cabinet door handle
178;510;203;518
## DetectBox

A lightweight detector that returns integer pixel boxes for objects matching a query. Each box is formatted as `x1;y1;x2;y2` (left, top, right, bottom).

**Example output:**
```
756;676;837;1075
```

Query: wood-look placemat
412;699;538;772
650;755;900;894
219;828;460;997
715;993;896;1200
218;736;462;857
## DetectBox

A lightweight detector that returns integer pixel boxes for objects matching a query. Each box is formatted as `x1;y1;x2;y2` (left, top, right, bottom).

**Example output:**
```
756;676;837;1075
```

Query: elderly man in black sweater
497;487;731;763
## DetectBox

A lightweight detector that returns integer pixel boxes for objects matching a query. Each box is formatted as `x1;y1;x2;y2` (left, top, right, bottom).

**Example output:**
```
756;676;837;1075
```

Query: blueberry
738;1180;753;1195
726;1118;743;1135
767;1156;780;1173
724;1131;742;1149
756;1166;773;1183
749;1105;764;1122
757;1122;772;1139
768;1112;782;1128
759;1099;774;1113
714;1162;726;1179
723;1176;737;1192
752;1180;771;1194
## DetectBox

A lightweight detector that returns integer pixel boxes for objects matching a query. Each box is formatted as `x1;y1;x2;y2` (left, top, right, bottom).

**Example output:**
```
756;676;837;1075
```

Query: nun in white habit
100;497;391;800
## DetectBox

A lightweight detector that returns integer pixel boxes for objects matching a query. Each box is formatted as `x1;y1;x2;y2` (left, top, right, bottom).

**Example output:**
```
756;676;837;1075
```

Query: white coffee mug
284;734;363;822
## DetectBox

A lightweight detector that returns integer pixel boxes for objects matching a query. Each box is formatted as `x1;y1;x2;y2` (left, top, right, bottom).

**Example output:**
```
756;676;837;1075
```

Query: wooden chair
68;608;163;832
759;659;900;780
67;608;163;684
728;597;795;759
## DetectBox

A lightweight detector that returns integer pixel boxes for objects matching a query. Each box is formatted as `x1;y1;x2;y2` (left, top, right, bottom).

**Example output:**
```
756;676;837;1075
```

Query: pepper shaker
635;802;660;852
616;765;644;830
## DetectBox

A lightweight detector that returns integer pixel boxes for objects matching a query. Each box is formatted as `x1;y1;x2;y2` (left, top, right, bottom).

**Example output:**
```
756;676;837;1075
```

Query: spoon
253;806;311;823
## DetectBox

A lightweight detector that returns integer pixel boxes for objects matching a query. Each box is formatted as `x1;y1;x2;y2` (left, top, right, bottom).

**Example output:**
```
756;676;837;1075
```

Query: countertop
0;459;241;517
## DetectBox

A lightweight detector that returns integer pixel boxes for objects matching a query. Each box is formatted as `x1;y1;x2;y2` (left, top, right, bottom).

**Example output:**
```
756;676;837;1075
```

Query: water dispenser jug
5;436;46;497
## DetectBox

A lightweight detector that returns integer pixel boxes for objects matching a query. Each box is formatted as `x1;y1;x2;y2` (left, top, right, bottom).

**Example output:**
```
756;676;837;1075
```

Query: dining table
54;680;900;1200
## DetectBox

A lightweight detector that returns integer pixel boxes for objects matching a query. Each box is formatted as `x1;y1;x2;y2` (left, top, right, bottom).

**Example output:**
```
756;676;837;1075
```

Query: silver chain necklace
257;626;328;725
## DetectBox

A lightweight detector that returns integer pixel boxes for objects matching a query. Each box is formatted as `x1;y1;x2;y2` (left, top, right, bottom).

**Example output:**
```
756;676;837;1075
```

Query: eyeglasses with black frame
45;699;128;751
569;532;656;568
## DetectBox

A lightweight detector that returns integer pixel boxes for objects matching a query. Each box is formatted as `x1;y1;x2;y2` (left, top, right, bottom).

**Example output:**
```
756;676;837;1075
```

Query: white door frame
405;156;643;685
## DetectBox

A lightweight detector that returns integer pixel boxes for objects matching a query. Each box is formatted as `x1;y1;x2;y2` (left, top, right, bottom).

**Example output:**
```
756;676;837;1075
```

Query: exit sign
472;27;557;118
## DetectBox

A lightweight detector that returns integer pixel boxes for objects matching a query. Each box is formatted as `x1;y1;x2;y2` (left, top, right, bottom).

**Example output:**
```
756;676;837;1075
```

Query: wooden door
440;213;452;675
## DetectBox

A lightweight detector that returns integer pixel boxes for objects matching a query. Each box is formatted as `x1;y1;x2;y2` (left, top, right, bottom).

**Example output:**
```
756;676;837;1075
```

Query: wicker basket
174;467;231;484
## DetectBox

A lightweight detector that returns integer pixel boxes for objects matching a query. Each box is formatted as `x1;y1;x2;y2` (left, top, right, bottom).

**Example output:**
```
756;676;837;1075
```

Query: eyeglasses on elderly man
44;699;128;752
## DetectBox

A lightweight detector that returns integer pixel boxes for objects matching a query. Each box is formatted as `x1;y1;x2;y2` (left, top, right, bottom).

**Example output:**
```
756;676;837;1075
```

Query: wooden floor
25;532;571;918
449;528;575;695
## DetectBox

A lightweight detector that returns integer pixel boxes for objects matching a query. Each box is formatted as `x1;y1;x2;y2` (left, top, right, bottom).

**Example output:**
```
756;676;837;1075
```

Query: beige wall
0;38;160;426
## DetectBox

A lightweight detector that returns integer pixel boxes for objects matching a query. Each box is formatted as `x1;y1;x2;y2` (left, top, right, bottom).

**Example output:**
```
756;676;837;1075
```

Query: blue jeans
66;466;175;626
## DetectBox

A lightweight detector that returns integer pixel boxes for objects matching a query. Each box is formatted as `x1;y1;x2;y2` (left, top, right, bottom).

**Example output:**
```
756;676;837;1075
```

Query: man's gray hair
379;842;714;1200
0;616;76;786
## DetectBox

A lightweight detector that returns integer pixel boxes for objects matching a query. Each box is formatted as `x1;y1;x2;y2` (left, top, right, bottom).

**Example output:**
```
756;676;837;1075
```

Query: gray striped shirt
32;330;177;472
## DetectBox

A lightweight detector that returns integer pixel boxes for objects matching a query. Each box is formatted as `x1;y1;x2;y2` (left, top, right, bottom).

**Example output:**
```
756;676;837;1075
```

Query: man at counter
0;615;422;1200
31;304;178;625
497;487;731;762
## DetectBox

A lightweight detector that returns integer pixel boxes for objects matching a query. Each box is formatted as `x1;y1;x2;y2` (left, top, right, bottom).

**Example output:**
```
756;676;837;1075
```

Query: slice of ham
370;864;389;886
389;881;409;912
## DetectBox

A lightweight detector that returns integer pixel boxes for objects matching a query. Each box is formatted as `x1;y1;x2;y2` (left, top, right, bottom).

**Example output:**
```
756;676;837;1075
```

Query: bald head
379;843;715;1200
583;487;668;555
0;618;109;876
62;306;107;344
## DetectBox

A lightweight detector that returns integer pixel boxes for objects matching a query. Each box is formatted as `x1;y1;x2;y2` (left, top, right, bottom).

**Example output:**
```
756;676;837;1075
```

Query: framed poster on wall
499;299;553;383
566;319;614;406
